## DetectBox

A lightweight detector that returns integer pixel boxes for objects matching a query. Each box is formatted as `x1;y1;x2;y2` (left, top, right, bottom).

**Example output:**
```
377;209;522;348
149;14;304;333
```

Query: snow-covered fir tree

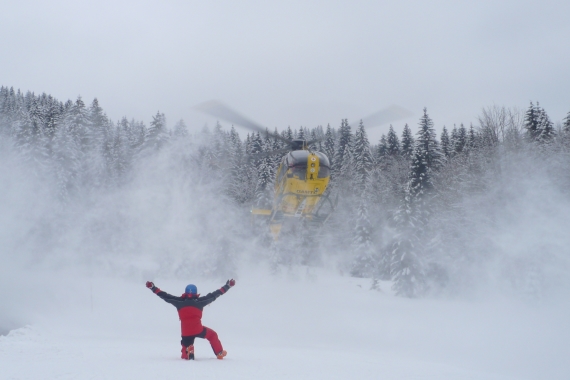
524;101;540;142
390;191;425;297
467;124;478;151
173;119;189;139
535;104;555;145
375;134;387;162
255;133;276;208
386;125;401;157
332;119;352;181
390;108;442;297
563;110;570;133
351;195;375;278
145;111;169;151
401;124;414;159
353;120;373;191
453;124;467;155
440;126;451;157
323;124;335;167
563;110;570;147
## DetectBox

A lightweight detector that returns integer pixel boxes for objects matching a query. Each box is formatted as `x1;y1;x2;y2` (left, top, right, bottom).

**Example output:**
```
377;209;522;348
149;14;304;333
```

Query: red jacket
151;285;229;336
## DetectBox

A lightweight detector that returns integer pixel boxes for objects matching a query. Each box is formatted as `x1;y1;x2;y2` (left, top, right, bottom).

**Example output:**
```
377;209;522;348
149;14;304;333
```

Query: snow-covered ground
1;267;569;380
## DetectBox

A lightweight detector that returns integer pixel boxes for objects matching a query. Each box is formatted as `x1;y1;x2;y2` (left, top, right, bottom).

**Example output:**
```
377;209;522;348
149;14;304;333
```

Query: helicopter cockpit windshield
287;151;330;179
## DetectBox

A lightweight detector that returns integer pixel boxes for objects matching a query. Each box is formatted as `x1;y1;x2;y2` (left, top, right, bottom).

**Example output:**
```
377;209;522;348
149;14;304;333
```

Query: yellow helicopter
194;100;412;240
259;141;334;239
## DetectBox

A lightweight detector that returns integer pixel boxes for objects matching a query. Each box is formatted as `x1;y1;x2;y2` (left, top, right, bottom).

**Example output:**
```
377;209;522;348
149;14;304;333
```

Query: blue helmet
185;284;197;295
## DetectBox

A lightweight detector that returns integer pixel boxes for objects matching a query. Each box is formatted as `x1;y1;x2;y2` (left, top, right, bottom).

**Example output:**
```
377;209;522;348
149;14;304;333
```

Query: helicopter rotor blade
351;105;414;129
193;100;291;144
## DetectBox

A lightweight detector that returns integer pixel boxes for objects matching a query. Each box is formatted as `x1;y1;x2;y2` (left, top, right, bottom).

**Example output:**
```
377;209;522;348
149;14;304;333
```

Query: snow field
1;267;569;379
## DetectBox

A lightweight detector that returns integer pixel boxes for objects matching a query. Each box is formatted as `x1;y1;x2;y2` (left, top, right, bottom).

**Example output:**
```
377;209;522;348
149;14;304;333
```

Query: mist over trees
1;86;570;299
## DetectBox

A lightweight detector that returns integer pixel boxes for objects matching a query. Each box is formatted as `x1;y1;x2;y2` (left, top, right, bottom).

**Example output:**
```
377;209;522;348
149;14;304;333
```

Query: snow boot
216;350;227;360
181;345;195;360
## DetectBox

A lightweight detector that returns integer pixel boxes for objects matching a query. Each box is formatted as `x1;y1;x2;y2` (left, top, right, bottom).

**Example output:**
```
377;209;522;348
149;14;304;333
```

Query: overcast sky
2;0;569;140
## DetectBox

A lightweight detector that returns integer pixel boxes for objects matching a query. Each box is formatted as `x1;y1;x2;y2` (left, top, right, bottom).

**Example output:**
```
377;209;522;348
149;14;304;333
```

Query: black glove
226;279;235;287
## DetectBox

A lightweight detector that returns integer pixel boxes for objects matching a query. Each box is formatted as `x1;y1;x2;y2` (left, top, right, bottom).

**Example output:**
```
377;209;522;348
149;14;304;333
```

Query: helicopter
194;100;412;240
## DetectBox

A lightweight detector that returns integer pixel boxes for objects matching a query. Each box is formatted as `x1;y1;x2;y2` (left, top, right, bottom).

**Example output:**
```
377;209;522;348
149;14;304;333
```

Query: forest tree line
1;85;569;297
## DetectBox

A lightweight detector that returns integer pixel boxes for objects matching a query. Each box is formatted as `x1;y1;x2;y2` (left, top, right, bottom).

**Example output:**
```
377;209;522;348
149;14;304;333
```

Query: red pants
180;327;223;354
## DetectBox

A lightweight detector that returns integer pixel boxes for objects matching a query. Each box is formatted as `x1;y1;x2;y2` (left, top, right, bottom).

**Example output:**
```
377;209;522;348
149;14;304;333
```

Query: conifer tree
391;108;441;297
270;128;283;168
129;120;147;152
324;124;335;168
26;95;50;165
255;139;275;208
284;126;293;142
375;134;387;162
244;133;251;156
332;119;352;183
564;110;570;134
353;120;373;191
70;96;89;153
173;119;189;138
53;106;82;201
26;93;45;139
350;196;375;277
43;95;62;144
535;104;555;144
414;108;442;170
467;124;478;151
450;125;458;150
386;125;401;157
563;110;570;146
453;124;467;155
13;106;36;165
249;131;263;155
248;132;264;203
0;87;10;136
524;101;540;141
101;118;116;185
145;111;169;151
203;121;228;174
85;98;108;188
119;117;133;155
87;98;106;147
227;126;248;203
336;142;354;194
6;89;22;138
110;119;130;184
440;126;451;157
334;119;351;164
390;194;425;297
401;124;414;159
308;128;321;151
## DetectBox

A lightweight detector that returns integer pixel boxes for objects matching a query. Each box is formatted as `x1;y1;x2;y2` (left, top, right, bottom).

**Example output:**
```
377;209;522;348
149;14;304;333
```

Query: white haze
1;127;569;292
1;120;570;377
437;150;570;299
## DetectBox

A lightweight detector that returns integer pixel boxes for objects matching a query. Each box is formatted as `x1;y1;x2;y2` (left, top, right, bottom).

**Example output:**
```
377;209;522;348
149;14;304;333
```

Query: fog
1;99;570;378
1;118;568;301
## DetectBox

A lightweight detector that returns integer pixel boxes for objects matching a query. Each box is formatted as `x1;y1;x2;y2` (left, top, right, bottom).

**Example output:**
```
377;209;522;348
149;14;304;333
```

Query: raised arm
199;279;236;306
145;281;180;301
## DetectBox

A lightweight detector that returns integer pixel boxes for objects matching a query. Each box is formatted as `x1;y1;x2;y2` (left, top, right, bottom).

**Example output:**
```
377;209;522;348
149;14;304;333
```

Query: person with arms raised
146;279;235;360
